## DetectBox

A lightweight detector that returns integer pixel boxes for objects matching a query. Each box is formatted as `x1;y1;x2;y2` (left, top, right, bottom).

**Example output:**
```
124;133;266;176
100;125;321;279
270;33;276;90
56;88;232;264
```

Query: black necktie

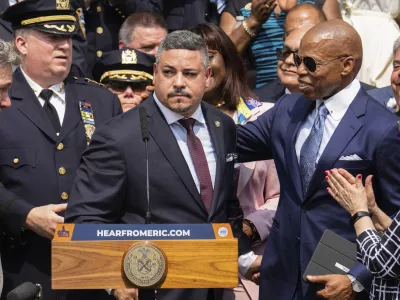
40;89;61;133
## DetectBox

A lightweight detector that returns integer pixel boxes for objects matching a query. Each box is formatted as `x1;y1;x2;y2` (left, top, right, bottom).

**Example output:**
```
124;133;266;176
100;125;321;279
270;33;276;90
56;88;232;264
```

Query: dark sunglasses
105;81;151;94
276;48;297;60
294;54;349;72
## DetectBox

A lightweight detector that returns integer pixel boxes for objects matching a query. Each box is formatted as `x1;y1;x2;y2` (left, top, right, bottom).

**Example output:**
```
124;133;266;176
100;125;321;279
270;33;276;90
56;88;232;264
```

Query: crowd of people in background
0;1;400;300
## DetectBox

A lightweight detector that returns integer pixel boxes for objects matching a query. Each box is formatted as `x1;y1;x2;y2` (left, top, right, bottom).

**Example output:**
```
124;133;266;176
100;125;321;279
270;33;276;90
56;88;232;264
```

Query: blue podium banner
54;224;234;241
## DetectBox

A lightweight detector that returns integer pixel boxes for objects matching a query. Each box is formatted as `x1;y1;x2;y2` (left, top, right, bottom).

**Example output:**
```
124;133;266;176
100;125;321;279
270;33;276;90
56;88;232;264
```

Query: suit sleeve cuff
348;262;373;293
238;251;257;277
2;198;34;239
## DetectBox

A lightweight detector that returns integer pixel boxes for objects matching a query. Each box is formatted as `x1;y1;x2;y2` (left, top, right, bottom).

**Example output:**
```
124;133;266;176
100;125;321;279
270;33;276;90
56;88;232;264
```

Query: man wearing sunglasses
254;4;327;103
254;4;374;103
237;19;400;300
94;48;155;112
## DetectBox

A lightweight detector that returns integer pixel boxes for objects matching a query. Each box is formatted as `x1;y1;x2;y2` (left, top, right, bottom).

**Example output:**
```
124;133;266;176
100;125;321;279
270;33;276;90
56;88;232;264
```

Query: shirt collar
316;79;361;121
153;92;205;125
285;88;292;95
20;67;65;101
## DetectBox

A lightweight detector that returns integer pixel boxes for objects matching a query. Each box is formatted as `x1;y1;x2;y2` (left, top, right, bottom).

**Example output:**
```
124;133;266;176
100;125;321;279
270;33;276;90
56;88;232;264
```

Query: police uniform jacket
0;67;122;299
84;0;161;77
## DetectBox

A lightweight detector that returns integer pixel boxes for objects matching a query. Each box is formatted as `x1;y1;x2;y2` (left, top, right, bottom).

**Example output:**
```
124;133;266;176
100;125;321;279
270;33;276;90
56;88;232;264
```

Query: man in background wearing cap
95;48;155;112
0;0;122;298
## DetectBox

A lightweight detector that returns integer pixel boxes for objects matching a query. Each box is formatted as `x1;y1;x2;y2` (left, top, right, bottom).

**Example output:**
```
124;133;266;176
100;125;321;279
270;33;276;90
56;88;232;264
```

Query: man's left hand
307;274;356;300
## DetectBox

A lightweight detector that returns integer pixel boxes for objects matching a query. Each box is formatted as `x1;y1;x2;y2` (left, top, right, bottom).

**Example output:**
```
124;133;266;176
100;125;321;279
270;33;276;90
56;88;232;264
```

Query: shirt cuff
347;274;364;292
105;288;113;295
238;251;258;277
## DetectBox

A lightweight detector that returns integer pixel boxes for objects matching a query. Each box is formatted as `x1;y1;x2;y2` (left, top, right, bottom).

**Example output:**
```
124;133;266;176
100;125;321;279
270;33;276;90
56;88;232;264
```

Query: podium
52;223;238;289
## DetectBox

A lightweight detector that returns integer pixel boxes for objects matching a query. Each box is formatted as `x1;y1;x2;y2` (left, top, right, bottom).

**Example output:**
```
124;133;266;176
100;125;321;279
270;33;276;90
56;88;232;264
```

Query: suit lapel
145;97;208;214
202;103;225;220
58;77;82;142
11;68;57;143
304;91;367;200
284;96;314;200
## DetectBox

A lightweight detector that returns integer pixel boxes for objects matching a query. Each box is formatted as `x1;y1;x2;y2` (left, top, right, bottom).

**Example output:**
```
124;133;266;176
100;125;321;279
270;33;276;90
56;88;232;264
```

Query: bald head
296;20;363;100
284;4;327;37
301;19;362;76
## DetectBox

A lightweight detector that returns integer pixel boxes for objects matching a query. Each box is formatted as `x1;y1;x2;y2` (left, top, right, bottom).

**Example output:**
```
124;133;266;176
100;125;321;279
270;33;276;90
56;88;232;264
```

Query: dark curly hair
189;23;253;111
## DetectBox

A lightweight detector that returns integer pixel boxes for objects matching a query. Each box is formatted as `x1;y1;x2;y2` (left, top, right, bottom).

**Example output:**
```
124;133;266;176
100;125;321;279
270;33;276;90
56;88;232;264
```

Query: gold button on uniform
61;192;69;200
13;158;19;164
96;27;103;34
57;143;64;151
59;167;66;175
97;51;103;58
96;5;102;12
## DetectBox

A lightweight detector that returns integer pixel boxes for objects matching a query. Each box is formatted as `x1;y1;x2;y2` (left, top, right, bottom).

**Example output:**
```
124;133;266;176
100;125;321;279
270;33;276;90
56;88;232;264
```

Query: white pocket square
226;153;238;162
339;154;362;161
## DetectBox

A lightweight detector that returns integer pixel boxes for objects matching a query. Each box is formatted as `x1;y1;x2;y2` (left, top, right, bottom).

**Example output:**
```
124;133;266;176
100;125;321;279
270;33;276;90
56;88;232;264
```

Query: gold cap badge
122;49;137;64
56;0;70;10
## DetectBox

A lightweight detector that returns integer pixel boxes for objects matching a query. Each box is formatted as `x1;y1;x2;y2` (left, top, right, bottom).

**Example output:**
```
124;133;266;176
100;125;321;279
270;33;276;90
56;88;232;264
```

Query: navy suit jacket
237;88;400;300
65;96;250;300
0;68;122;299
367;86;395;112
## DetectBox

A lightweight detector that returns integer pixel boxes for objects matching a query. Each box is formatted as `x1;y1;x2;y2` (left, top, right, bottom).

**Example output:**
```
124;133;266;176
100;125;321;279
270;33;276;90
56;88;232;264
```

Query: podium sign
52;224;238;289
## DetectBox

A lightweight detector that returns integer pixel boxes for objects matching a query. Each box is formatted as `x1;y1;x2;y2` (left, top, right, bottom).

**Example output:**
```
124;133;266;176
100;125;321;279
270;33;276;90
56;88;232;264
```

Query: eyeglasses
276;48;297;60
294;54;349;72
105;81;151;94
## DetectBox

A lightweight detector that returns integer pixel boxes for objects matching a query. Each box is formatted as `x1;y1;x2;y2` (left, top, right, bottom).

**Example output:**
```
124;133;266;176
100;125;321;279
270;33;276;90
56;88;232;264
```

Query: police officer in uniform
83;0;161;77
94;47;154;112
0;0;122;298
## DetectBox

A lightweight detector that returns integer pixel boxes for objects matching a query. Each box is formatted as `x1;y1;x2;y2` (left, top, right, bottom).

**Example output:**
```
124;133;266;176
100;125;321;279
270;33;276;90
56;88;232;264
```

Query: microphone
139;107;151;224
7;282;41;300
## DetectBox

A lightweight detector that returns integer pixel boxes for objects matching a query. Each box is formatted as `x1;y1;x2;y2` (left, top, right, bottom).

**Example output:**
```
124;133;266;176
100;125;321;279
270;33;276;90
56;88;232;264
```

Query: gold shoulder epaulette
84;77;105;87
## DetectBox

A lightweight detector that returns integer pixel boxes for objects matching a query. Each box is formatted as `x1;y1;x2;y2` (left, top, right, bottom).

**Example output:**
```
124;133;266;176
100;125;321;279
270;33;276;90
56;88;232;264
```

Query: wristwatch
347;274;364;292
243;219;261;245
351;211;371;225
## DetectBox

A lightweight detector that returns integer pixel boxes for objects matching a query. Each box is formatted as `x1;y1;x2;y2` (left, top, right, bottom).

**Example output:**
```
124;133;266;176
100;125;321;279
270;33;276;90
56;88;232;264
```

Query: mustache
167;89;192;99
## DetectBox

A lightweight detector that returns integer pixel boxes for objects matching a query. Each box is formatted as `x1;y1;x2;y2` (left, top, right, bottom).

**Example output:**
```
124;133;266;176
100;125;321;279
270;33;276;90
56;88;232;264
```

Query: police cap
2;0;77;35
95;48;155;84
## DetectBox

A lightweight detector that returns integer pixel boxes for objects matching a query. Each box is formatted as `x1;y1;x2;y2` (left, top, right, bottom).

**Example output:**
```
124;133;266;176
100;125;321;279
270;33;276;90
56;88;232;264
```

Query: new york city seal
123;242;167;287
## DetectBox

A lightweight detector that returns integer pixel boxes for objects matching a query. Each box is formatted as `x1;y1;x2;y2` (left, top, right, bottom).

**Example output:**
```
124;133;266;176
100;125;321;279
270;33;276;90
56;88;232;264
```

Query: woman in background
189;23;280;300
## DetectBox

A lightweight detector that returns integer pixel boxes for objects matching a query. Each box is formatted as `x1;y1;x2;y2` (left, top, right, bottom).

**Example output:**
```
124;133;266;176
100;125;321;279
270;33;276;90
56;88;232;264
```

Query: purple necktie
179;118;213;212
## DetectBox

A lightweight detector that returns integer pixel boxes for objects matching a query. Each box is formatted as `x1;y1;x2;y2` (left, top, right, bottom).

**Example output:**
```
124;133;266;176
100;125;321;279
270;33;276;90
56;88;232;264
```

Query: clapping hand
325;169;369;216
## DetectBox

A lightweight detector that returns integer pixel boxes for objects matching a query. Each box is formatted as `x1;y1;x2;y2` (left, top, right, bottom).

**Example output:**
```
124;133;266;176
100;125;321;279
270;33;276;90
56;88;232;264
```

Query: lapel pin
214;121;221;128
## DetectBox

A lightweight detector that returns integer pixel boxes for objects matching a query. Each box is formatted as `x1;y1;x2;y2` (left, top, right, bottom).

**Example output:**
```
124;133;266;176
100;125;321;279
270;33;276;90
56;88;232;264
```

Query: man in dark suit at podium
65;30;252;300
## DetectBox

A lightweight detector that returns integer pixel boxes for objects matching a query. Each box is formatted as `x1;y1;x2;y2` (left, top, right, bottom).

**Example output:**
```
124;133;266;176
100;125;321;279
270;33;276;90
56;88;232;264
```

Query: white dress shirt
153;93;216;191
20;67;66;126
295;79;361;162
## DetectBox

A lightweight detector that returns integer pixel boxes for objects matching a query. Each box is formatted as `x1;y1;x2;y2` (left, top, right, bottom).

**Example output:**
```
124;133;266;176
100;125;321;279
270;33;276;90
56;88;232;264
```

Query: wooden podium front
52;223;238;289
